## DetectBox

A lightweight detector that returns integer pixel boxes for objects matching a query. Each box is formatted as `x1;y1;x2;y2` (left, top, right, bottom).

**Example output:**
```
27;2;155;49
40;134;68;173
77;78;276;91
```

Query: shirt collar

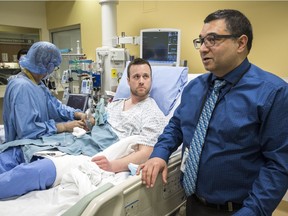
211;58;251;86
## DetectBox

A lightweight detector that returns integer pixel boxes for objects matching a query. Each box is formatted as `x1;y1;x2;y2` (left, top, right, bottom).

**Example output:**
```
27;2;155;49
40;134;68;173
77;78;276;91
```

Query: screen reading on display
66;94;88;112
140;28;181;66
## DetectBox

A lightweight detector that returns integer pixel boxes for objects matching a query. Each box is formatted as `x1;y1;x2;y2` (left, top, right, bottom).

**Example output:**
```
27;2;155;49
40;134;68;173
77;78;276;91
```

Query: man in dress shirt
137;9;288;216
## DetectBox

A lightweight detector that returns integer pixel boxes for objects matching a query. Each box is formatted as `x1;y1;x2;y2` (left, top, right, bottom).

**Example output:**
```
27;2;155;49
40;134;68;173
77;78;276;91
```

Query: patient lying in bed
0;58;166;199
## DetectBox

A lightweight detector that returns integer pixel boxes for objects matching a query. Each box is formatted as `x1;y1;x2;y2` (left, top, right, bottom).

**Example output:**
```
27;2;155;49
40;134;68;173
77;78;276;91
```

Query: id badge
180;147;189;173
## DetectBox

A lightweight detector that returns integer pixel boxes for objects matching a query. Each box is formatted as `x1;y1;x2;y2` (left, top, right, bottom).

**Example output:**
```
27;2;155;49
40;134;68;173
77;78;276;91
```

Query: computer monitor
140;28;181;66
66;93;89;112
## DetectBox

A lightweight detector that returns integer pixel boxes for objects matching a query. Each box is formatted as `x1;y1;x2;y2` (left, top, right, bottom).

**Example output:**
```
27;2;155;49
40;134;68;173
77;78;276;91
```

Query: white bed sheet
0;168;129;216
0;136;139;216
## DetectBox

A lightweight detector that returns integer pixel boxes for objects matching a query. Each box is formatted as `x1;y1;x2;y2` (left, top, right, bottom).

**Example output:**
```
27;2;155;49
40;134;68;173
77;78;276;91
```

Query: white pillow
113;65;188;116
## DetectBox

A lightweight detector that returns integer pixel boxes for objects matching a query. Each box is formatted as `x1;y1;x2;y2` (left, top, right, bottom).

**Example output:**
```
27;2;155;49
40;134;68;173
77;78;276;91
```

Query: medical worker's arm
56;111;95;133
56;120;86;133
43;88;87;132
74;112;86;121
46;87;93;124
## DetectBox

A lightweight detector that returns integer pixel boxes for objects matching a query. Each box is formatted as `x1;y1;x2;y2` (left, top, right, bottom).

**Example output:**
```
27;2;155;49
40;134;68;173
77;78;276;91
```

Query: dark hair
17;48;29;61
127;58;152;78
204;9;253;52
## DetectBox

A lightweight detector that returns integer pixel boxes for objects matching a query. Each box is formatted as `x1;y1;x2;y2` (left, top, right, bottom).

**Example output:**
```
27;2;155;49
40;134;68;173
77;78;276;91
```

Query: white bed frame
63;151;185;216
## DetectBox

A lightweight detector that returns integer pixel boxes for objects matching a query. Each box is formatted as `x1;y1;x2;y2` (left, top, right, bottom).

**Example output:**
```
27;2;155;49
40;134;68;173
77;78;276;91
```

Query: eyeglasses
193;33;239;49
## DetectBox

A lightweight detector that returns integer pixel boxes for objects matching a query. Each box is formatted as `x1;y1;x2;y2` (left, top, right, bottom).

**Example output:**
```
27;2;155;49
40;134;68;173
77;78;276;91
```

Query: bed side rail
80;152;185;216
62;183;114;216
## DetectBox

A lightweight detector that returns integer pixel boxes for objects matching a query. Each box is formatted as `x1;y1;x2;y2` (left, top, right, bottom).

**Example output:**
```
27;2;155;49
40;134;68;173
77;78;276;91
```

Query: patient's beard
131;87;150;99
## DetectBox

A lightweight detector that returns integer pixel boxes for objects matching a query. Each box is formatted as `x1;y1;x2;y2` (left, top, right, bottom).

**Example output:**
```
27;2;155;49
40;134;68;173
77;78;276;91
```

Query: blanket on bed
0;124;119;162
0;135;140;216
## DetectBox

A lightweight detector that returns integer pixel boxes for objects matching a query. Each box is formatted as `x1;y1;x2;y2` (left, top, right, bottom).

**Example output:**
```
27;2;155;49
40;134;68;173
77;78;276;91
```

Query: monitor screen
140;28;181;66
66;94;89;112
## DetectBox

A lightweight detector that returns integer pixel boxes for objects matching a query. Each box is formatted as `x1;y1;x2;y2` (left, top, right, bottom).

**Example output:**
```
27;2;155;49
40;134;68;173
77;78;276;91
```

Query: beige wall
0;1;287;77
46;1;102;60
46;1;288;78
1;1;284;77
117;1;288;77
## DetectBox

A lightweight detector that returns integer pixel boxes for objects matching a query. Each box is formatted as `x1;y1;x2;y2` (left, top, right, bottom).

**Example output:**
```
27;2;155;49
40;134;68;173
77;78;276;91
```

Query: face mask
42;70;56;81
42;73;50;81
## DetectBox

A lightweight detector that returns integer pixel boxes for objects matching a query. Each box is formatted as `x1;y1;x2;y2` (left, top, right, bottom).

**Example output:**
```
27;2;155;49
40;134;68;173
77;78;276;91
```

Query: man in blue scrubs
138;9;288;215
0;41;87;199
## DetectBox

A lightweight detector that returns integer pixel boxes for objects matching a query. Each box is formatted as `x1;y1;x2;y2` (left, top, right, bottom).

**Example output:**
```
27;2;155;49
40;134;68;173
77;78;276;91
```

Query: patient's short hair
127;58;152;78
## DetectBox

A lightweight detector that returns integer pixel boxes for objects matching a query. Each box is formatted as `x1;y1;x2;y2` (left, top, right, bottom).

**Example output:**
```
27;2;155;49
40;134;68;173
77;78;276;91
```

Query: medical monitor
66;94;89;112
140;28;181;66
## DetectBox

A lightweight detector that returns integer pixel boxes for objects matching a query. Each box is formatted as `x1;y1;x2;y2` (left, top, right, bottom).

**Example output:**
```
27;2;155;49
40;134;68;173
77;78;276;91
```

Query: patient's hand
84;117;95;131
74;112;95;130
91;155;113;172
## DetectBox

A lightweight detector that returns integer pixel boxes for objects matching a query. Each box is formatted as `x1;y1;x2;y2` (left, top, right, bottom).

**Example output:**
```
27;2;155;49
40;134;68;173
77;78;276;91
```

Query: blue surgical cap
19;41;62;75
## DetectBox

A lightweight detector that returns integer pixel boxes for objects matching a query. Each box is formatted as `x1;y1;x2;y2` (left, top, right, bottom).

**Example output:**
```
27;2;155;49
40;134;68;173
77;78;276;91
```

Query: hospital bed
0;65;191;216
64;70;288;216
65;149;185;216
63;66;192;216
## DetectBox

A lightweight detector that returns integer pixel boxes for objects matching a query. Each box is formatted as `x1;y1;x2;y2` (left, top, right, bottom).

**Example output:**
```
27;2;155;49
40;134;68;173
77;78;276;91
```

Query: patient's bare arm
91;145;153;173
56;111;96;133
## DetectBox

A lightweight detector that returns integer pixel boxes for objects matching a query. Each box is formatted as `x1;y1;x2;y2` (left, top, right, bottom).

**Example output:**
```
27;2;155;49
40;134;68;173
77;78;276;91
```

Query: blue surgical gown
0;72;80;199
3;73;78;142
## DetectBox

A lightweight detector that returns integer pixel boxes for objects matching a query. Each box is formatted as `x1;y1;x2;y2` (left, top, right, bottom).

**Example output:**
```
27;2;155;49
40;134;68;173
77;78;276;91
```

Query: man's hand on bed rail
137;158;168;188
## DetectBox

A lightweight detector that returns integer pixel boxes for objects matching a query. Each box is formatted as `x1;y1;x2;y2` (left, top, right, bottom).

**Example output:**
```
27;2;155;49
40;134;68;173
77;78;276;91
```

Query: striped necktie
182;79;226;197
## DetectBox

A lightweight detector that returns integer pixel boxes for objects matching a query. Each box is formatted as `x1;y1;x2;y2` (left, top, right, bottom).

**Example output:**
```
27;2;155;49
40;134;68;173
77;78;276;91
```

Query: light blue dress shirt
150;58;288;215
